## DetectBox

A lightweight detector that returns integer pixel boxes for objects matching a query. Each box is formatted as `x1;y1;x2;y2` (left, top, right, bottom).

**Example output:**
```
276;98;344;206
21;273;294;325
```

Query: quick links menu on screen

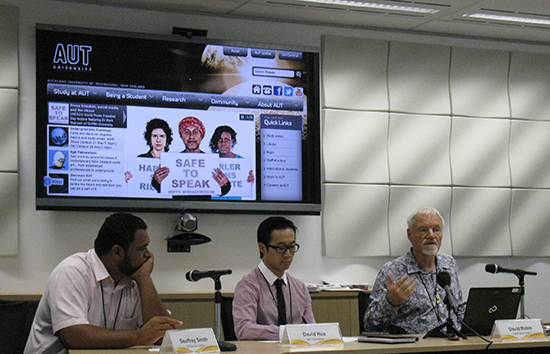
260;114;302;201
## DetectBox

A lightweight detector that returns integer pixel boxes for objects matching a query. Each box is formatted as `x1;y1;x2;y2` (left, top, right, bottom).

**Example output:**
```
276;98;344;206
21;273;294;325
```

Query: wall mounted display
35;24;321;214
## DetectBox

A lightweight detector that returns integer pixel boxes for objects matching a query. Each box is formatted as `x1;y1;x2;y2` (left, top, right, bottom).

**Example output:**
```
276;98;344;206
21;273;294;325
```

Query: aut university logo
53;43;92;71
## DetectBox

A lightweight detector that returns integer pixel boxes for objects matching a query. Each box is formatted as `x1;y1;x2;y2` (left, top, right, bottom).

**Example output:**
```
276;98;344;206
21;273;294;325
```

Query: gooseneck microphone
185;269;232;282
436;271;459;312
485;264;537;276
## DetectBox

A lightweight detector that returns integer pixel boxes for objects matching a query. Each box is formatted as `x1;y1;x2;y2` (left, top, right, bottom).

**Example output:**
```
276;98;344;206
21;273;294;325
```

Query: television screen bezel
35;24;322;215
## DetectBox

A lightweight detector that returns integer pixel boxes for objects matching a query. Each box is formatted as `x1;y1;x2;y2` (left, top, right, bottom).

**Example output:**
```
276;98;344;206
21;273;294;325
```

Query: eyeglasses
266;243;300;254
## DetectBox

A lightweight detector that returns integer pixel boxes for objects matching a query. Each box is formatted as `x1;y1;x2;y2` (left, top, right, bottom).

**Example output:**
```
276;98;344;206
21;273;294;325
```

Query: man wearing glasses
233;216;315;340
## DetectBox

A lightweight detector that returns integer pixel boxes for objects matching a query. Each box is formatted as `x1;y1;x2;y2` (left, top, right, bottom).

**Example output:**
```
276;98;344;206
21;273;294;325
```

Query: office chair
0;299;39;354
357;291;371;335
220;296;237;341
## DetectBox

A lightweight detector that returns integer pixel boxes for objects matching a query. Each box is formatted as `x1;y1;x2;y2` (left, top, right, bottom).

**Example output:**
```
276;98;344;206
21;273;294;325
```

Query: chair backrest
220;295;237;341
0;300;40;354
357;291;371;335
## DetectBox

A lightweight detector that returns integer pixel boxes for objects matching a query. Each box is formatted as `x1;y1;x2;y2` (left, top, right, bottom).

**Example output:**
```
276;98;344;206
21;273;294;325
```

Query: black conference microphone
485;264;537;276
185;269;232;282
436;271;459;312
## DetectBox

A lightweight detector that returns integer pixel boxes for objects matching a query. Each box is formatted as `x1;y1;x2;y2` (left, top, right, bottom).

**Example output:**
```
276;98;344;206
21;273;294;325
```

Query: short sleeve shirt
24;249;143;354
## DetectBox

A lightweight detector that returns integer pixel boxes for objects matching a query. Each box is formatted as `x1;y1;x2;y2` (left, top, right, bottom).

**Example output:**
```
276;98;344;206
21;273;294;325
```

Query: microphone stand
515;272;526;319
424;297;466;340
212;275;237;352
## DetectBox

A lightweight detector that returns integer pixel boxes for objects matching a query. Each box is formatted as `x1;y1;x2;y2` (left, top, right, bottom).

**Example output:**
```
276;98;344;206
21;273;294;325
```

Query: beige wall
322;36;550;257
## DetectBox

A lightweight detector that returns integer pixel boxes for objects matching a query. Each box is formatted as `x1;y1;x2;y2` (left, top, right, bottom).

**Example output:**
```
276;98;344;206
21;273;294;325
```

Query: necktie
274;278;287;325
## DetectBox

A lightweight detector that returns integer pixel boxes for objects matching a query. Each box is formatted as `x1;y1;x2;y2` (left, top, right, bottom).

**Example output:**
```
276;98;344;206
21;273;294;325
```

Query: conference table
69;335;550;354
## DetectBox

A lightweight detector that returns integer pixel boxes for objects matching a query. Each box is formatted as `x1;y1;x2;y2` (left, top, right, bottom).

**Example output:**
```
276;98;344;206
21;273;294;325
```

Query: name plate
281;323;343;347
491;319;547;341
160;328;220;353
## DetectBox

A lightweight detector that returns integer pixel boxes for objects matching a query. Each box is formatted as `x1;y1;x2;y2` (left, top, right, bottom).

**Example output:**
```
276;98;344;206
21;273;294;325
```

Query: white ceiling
55;0;550;44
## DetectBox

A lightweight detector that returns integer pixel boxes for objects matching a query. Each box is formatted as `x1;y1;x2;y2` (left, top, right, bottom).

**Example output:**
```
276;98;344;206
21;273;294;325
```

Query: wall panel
322;36;388;111
388;113;451;185
387;42;450;115
509;52;550;121
0;89;19;172
511;189;550;256
450;187;512;256
323;110;389;183
510;120;550;189
0;5;18;88
450;117;510;187
450;47;510;118
0;173;18;255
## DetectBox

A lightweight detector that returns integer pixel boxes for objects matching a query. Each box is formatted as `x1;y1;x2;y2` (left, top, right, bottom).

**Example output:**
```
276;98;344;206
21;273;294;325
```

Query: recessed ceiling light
464;13;550;26
295;0;440;14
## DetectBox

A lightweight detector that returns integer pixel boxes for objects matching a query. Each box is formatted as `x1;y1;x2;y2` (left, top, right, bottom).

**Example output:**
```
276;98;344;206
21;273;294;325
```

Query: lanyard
418;270;442;323
100;280;124;330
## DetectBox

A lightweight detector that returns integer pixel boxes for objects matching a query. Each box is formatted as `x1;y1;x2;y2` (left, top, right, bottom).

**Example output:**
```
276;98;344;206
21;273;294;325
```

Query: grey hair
406;206;445;228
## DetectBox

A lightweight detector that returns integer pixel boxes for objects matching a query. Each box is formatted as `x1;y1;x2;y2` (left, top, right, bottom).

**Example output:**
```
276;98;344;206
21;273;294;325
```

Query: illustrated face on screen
150;128;167;155
181;126;203;151
179;117;206;153
218;131;235;156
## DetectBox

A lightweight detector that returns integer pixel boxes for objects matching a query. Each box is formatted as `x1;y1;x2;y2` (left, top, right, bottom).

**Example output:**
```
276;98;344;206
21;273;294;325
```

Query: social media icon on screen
274;86;283;96
252;84;262;95
284;87;293;96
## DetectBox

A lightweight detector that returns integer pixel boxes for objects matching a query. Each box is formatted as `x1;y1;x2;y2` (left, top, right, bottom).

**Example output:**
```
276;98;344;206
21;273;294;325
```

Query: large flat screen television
35;24;321;214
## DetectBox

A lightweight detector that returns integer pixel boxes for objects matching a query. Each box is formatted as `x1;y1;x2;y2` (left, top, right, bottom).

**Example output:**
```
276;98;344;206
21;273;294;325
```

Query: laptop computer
461;287;522;336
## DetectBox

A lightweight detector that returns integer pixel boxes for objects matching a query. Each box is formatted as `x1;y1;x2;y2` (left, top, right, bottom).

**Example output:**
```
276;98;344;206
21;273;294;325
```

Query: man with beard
363;206;465;334
24;213;181;354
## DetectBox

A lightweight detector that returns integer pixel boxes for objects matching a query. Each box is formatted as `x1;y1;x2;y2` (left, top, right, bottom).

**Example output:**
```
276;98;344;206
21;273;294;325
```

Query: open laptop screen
461;287;522;336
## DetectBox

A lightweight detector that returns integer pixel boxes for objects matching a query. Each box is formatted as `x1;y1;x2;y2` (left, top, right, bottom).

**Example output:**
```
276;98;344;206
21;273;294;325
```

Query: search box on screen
253;67;295;78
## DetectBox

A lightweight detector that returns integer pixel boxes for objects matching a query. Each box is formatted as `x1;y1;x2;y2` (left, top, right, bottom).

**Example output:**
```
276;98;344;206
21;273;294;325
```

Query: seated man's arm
130;252;171;322
297;281;315;324
49;255;180;350
57;316;179;349
364;268;412;332
233;279;279;340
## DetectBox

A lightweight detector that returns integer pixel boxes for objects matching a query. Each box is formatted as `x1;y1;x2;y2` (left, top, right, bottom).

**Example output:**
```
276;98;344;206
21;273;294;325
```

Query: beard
422;242;439;256
118;254;141;276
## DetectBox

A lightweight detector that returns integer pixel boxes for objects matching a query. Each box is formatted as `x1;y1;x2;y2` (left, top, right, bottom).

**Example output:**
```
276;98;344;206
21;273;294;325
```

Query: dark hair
144;118;173;152
94;213;148;256
209;125;237;153
257;216;297;258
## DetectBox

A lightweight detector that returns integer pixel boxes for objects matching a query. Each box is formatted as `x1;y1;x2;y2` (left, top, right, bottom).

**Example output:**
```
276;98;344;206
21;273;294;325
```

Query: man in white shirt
24;212;181;354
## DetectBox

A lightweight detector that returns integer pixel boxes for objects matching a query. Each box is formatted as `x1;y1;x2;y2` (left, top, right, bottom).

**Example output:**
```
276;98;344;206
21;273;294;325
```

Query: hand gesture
130;251;155;282
386;274;415;307
153;166;170;184
212;168;229;187
136;316;183;345
246;170;254;183
124;171;133;183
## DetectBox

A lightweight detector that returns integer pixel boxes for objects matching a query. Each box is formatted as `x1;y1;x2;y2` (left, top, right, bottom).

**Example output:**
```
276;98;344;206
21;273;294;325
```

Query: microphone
485;264;537;276
436;271;458;312
185;269;232;282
